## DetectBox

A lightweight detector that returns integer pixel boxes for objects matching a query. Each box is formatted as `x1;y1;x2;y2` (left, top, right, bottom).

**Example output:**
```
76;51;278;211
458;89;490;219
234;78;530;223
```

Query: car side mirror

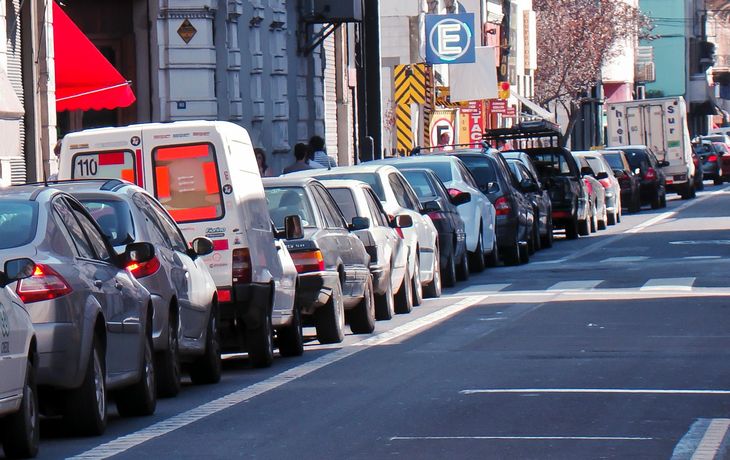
421;200;441;214
1;258;36;287
659;160;670;167
391;214;413;228
284;214;304;240
124;242;155;264
450;191;472;206
191;237;214;257
580;166;594;177
349;216;370;231
613;169;625;177
519;179;539;193
595;172;609;180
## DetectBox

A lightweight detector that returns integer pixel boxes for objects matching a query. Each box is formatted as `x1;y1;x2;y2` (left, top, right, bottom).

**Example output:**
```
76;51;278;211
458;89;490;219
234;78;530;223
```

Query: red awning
53;2;136;112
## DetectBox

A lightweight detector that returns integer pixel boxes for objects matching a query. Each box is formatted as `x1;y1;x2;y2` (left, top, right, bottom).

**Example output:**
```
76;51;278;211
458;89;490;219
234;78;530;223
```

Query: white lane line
673;419;713;460
684;256;723;260
547;280;603;291
452;283;511;294
529;258;568;265
690;419;730;460
460;389;730;395
70;295;488;460
640;277;696;291
602;256;649;263
625;211;676;234
390;435;653;441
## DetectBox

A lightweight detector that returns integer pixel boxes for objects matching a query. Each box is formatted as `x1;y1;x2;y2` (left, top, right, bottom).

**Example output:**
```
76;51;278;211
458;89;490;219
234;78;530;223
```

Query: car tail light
428;211;445;221
217;288;232;303
447;188;464;199
291;250;325;273
709;155;718;162
232;248;252;284
16;264;72;303
644;168;657;181
127;256;161;279
494;196;511;216
599;178;612;188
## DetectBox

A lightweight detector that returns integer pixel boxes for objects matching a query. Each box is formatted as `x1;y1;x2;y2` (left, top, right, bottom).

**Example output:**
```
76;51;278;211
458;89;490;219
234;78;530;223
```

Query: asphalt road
21;183;730;460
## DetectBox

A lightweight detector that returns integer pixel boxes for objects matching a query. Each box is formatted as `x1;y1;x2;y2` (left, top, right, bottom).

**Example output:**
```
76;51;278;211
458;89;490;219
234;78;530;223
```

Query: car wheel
348;275;376;334
589;207;597;233
629;194;641;213
541;217;554;248
456;250;470;281
424;246;442;298
411;253;423;306
519;241;530;264
189;303;222;383
116;334;156;417
578;218;590;236
530;220;540;253
651;189;662;209
502;242;520;266
248;307;274;367
394;265;413;314
442;244;457;288
277;303;304;357
315;278;345;343
66;337;106;436
2;360;39;458
469;227;486;273
565;217;579;240
607;211;616;226
156;312;181;398
486;239;499;267
660;192;667;208
714;176;723;186
374;266;396;320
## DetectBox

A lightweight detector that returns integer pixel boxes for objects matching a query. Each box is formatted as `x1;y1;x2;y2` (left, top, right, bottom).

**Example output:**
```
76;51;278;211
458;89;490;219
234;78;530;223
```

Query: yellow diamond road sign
177;19;197;44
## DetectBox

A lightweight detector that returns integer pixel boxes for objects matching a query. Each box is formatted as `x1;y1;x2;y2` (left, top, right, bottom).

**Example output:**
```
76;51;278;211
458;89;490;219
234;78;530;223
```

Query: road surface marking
460;389;730;395
602;256;649;263
70;295;489;460
640;277;696;291
683;256;723;260
529;258;568;265
548;280;603;291
453;283;511;294
390;435;653;441
672;418;730;460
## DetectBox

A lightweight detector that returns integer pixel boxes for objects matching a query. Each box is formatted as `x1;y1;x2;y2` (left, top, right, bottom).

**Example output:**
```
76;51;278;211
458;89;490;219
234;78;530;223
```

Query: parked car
399;168;469;286
573;151;622;226
606;145;668;209
58;121;287;369
370;155;499;268
290;165;440;307
691;148;705;190
322;180;409;319
601;150;642;213
264;177;375;343
0;258;39;458
505;156;554;248
50;180;222;397
271;237;303;357
712;142;729;183
574;154;608;232
0;186;156;435
446;150;533;263
693;140;722;185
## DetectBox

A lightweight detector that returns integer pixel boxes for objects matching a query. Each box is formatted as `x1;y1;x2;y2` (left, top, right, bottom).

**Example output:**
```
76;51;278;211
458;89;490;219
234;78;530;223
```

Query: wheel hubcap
93;352;105;419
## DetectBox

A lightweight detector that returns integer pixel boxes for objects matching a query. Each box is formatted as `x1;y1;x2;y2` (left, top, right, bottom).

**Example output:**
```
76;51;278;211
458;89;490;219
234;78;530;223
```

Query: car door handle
93;280;103;288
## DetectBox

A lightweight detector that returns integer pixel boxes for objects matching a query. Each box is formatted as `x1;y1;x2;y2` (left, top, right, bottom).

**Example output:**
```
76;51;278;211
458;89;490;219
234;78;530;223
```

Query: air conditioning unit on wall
635;62;656;83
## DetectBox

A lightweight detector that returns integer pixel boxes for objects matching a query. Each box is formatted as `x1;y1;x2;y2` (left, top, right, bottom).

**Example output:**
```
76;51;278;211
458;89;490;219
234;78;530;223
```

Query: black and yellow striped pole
394;63;427;155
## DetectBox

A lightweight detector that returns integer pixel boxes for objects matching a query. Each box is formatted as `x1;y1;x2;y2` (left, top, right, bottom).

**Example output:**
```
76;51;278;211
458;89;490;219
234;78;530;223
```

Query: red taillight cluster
599;178;612;188
428;211;444;221
232;248;252;284
127;256;161;279
708;155;718;162
290;250;325;273
644;167;657;181
16;265;72;304
447;188;463;199
494;196;511;216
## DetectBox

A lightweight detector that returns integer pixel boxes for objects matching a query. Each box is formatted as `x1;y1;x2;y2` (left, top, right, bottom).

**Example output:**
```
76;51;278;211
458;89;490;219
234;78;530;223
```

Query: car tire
541;217;554;248
2;360;39;458
651;190;662;209
66;337;106;436
315;278;345;343
714;176;723;186
589;207;597;233
456;250;470;281
519;242;530;264
578;218;590;236
565;217;579;240
116;335;156;417
469;227;486;273
156;312;181;398
424;246;442;298
348;276;376;334
411;254;423;306
607;211;616;226
530;220;540;254
629;194;641;213
394;265;413;314
277;303;304;357
660;192;667;208
248;307;274;367
189;303;222;383
502;242;520;266
442;244;457;288
374;268;396;321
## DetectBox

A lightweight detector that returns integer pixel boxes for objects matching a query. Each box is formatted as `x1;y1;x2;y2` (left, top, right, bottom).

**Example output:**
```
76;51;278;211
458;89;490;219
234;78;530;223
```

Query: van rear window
152;143;224;223
72;150;136;183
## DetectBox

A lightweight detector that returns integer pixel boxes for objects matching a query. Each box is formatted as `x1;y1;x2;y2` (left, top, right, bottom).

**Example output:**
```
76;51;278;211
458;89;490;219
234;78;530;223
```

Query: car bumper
35;322;84;389
296;271;340;315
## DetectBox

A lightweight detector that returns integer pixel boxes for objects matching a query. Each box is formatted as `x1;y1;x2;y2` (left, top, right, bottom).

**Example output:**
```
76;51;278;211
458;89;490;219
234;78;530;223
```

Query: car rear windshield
265;187;317;229
621;150;648;170
457;155;499;192
602;153;625;170
584;157;606;173
81;199;135;246
152;143;224;224
401;170;438;199
0;201;37;249
529;152;575;177
326;188;358;222
315;173;385;200
394;161;453;183
71;150;136;183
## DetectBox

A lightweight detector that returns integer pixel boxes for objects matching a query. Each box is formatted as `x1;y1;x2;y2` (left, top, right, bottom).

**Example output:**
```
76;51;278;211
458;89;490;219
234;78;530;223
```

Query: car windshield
402;170;438;200
457;156;498;192
529;152;574;177
0;201;37;249
81;199;136;246
326;188;358;222
265;187;317;229
315;173;385;200
602;153;625;170
584;157;606;173
392;161;453;183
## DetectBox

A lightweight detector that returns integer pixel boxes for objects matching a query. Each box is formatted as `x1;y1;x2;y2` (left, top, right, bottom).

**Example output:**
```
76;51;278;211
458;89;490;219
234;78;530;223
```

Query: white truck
606;96;696;198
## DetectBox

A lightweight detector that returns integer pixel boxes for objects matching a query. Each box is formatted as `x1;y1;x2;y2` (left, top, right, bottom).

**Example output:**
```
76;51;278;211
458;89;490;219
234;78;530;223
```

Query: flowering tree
533;0;650;143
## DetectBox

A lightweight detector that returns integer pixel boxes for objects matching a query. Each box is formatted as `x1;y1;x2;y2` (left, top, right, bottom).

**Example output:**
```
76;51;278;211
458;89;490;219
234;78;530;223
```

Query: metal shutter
323;34;338;159
6;0;26;183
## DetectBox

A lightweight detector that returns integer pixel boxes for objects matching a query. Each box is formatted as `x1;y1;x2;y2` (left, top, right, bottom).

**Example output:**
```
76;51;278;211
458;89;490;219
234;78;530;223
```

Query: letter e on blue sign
425;13;475;65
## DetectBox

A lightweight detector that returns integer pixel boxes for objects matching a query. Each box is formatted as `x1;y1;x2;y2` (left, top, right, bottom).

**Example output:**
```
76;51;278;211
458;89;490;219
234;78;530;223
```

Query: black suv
607;146;668;209
263;177;374;344
504;155;554;249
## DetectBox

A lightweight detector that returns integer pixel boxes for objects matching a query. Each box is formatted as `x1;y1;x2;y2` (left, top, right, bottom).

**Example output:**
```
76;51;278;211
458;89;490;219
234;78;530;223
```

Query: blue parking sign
425;13;475;65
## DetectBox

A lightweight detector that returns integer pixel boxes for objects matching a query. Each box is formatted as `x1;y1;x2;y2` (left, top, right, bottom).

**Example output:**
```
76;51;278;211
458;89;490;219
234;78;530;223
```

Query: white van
58;121;289;367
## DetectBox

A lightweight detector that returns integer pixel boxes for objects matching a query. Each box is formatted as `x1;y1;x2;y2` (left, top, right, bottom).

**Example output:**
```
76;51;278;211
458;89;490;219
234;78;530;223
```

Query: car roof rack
410;140;493;156
483;120;563;148
17;178;129;192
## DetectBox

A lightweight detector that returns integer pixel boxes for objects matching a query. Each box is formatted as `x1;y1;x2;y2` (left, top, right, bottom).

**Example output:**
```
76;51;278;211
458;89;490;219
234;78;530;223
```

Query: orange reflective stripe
121;168;135;183
203;162;219;194
155;166;171;198
155;144;209;161
168;206;219;223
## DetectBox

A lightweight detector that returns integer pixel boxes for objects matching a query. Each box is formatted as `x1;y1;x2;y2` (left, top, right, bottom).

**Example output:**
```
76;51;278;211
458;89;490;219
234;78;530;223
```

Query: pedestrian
282;143;315;174
437;132;453;150
308;135;336;169
254;147;273;177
